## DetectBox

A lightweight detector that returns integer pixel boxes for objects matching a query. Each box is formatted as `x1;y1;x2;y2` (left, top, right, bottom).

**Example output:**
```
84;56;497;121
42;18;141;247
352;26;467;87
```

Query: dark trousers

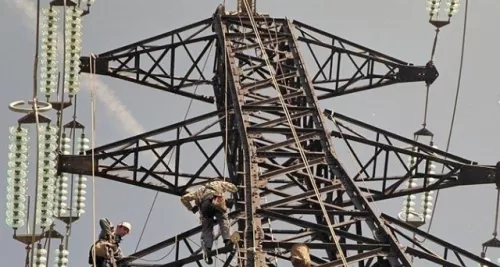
200;199;230;251
88;255;107;267
93;257;107;267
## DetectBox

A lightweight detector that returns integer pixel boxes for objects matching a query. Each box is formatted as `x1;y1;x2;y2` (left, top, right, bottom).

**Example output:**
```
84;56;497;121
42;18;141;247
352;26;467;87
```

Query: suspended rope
240;1;349;265
29;98;43;266
64;90;80;248
326;117;382;214
263;17;383;220
264;15;361;261
89;53;98;267
132;42;216;261
222;12;230;182
235;15;251;261
264;196;279;267
187;237;236;266
216;7;233;265
419;0;444;134
483;190;500;256
261;13;351;266
127;235;178;262
28;0;44;266
421;0;469;241
259;15;308;256
62;0;81;251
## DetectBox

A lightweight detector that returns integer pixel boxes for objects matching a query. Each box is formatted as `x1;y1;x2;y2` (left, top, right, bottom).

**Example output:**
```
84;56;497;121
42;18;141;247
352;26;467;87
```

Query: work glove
104;218;114;228
191;206;199;214
226;199;234;209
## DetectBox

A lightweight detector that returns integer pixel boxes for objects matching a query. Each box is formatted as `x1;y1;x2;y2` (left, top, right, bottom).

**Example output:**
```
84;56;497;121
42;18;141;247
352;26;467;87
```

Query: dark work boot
204;255;213;265
203;247;213;265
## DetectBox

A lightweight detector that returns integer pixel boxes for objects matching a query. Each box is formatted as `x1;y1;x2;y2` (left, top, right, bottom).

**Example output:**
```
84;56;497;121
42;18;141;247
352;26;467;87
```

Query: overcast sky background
2;0;500;266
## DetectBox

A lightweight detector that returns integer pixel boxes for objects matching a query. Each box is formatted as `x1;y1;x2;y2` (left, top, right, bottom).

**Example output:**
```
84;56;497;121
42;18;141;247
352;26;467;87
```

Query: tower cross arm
292;20;439;99
79;18;217;103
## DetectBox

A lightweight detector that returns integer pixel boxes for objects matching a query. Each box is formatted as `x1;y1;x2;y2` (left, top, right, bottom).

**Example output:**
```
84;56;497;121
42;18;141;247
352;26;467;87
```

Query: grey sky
1;0;500;266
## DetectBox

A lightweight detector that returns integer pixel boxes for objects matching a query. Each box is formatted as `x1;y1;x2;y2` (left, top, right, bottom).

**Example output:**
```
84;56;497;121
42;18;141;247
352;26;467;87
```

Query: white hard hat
118;222;132;232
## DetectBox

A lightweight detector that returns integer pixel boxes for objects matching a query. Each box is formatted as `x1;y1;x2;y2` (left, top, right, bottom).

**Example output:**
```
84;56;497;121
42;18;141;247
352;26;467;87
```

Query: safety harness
89;233;121;267
200;185;228;212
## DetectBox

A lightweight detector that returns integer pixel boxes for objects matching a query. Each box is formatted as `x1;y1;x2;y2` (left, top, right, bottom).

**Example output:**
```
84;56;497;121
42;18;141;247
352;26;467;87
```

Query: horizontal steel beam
382;214;500;267
292;20;439;99
80;18;216;103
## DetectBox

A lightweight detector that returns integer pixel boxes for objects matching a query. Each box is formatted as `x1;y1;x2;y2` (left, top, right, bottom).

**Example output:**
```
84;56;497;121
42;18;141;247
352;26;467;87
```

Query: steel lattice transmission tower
53;2;500;267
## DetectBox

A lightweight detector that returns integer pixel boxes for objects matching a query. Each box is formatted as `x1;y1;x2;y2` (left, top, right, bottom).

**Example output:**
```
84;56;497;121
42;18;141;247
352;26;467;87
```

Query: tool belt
290;244;311;267
94;240;117;258
88;240;117;266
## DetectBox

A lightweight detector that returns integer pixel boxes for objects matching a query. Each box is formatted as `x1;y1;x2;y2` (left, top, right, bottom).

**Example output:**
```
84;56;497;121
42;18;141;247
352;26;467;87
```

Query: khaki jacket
180;180;238;211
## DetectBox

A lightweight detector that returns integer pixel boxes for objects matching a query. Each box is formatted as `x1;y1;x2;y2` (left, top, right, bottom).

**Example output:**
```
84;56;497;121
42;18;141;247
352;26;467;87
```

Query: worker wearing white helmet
116;222;132;236
88;218;132;267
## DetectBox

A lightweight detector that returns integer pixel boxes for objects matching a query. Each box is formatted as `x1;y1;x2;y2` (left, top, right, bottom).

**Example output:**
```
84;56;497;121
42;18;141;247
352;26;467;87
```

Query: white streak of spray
5;0;184;255
6;0;169;174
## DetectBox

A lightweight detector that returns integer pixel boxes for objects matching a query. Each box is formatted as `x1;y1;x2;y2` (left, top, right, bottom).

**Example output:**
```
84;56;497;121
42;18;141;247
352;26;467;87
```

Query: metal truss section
212;10;411;267
116;188;381;267
323;110;498;206
118;210;243;267
292;20;439;99
79;12;438;104
80;18;216;103
54;7;497;267
382;214;500;267
58;110;232;195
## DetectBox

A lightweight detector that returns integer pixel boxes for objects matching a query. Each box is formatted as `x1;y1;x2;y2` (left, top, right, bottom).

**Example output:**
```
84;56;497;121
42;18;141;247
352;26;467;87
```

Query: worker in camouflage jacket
88;218;131;267
180;179;238;264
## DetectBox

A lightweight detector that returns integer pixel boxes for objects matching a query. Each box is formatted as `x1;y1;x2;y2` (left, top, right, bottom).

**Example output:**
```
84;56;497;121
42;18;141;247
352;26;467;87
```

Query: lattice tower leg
214;10;415;266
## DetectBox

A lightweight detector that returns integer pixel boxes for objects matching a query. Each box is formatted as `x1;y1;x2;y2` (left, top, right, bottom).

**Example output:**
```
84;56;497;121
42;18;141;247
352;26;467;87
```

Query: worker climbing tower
7;0;500;266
